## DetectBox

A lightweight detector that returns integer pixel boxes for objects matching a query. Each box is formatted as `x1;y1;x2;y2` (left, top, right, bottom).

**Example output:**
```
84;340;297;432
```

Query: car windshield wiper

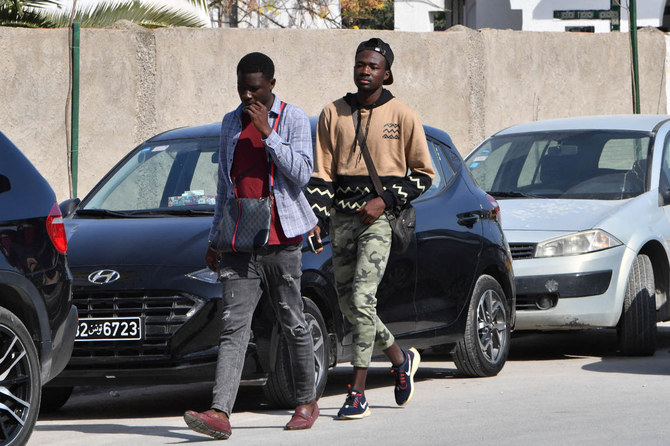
488;191;544;199
77;208;215;218
75;209;140;218
147;208;214;216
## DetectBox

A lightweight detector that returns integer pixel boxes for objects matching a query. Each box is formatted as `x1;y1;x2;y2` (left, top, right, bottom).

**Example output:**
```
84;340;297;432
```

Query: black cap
356;37;394;85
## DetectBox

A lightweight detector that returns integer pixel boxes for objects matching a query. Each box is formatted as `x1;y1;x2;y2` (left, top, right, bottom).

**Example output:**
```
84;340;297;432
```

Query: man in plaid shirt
184;52;320;440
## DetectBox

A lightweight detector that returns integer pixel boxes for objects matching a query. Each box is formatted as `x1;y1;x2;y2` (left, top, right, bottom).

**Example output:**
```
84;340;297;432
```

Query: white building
395;0;670;33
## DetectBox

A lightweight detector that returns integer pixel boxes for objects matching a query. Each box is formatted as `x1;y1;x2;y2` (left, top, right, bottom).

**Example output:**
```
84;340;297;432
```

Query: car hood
65;216;211;268
499;199;626;232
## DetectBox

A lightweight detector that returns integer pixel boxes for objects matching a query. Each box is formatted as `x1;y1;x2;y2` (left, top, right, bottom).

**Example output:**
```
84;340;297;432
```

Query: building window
432;11;447;31
565;26;595;33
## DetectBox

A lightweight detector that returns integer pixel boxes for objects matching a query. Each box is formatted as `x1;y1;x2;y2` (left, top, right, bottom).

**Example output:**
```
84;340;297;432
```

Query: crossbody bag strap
268;100;287;195
351;107;384;197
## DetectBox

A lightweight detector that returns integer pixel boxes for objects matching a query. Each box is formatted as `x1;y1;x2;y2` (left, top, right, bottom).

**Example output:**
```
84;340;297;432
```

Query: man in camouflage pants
306;38;434;419
331;212;394;362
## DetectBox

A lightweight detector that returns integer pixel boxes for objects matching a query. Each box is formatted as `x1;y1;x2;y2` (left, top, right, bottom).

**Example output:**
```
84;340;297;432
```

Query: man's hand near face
243;100;273;138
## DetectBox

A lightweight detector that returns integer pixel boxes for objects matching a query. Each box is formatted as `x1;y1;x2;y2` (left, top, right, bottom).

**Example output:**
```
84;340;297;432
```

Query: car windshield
466;130;652;200
81;137;219;214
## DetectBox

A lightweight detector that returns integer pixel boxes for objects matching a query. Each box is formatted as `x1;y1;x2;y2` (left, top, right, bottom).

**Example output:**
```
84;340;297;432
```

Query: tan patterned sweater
306;90;434;233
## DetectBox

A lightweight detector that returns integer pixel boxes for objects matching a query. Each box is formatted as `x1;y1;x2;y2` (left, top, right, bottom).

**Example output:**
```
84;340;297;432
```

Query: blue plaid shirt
209;96;318;241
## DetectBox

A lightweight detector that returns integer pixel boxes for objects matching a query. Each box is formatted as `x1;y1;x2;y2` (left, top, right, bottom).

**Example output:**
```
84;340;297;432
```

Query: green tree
209;0;342;28
0;0;210;28
341;0;393;30
1;0;396;30
0;1;60;27
209;0;393;29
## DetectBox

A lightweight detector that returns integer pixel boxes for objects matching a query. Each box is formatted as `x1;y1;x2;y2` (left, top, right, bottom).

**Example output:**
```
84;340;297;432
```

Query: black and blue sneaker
392;347;420;406
336;385;371;420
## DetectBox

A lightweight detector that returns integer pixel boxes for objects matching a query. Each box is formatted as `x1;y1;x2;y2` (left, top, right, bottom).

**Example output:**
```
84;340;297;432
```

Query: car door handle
457;213;480;228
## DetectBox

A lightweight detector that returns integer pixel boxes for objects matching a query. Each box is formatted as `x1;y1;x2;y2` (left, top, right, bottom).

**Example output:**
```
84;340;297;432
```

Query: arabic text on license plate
76;317;142;341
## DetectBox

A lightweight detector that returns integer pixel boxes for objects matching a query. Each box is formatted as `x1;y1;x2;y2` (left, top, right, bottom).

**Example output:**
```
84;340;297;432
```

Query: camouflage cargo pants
331;211;395;368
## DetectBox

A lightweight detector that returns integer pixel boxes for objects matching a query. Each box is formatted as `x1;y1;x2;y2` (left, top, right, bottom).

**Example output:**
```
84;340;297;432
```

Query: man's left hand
356;197;386;224
243;100;273;138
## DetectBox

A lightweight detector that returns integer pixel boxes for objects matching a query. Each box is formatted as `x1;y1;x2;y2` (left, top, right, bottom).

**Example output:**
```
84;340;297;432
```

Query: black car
0;132;78;444
49;119;515;411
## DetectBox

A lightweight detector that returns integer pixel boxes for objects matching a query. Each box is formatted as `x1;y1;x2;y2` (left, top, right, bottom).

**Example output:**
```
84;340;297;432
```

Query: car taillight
46;202;68;254
485;193;501;225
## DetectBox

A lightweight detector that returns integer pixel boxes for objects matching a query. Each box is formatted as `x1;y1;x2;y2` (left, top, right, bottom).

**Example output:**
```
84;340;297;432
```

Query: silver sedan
465;114;670;356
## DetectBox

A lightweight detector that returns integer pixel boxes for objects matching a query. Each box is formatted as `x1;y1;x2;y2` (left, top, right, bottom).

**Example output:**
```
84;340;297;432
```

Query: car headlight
535;229;622;258
186;268;219;284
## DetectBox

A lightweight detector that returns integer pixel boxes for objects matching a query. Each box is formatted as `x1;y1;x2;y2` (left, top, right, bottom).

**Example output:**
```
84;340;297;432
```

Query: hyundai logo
88;269;121;285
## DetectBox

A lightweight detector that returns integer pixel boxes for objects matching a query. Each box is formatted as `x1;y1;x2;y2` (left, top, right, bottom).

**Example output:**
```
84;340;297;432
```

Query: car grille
71;291;203;361
508;243;537;260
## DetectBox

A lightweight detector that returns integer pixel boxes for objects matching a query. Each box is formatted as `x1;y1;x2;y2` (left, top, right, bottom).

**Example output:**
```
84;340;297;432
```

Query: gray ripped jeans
211;243;316;416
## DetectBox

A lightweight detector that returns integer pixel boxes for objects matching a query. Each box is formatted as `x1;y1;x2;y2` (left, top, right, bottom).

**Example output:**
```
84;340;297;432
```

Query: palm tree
1;0;393;30
0;0;210;28
0;0;61;27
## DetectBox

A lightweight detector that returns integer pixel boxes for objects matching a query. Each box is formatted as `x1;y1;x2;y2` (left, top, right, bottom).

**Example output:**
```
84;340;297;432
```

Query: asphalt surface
30;322;670;445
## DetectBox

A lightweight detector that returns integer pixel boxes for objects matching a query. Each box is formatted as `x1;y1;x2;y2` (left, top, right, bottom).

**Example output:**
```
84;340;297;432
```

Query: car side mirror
659;172;670;206
0;175;10;194
658;188;670;206
59;198;81;217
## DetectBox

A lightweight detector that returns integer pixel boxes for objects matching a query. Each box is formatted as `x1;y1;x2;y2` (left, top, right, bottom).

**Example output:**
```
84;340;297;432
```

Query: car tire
617;254;657;356
0;307;41;445
40;386;74;413
263;297;329;408
453;275;510;377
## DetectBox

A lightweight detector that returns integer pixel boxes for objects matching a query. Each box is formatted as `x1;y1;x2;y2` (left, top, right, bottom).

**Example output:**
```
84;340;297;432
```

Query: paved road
30;323;670;445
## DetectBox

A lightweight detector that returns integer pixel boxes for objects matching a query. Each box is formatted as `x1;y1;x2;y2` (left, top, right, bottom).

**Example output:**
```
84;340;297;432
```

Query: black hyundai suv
0;132;78;445
48;119;515;412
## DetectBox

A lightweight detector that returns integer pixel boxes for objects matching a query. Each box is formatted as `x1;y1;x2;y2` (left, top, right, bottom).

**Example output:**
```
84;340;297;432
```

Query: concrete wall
0;25;667;201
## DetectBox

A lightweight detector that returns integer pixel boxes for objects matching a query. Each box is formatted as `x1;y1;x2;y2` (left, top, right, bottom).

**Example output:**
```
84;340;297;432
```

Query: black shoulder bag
211;101;286;253
351;106;415;254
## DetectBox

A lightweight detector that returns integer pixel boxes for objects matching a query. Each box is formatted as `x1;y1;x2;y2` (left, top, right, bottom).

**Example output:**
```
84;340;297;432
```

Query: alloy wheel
0;323;36;444
306;312;326;386
476;288;508;363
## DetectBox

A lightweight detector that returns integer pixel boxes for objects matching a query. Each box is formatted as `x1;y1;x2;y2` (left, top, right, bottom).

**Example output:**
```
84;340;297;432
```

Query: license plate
75;317;142;341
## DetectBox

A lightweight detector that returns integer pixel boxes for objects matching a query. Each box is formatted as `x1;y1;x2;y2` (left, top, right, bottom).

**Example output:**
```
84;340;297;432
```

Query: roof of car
493;114;670;136
146;117;455;148
148;122;221;141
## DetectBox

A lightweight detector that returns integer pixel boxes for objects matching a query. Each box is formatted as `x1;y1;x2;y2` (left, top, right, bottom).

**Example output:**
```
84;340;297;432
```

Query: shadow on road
38;356;458;424
509;329;620;360
509;322;670;359
33;422;210;444
509;322;670;376
37;324;670;426
581;352;670;376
